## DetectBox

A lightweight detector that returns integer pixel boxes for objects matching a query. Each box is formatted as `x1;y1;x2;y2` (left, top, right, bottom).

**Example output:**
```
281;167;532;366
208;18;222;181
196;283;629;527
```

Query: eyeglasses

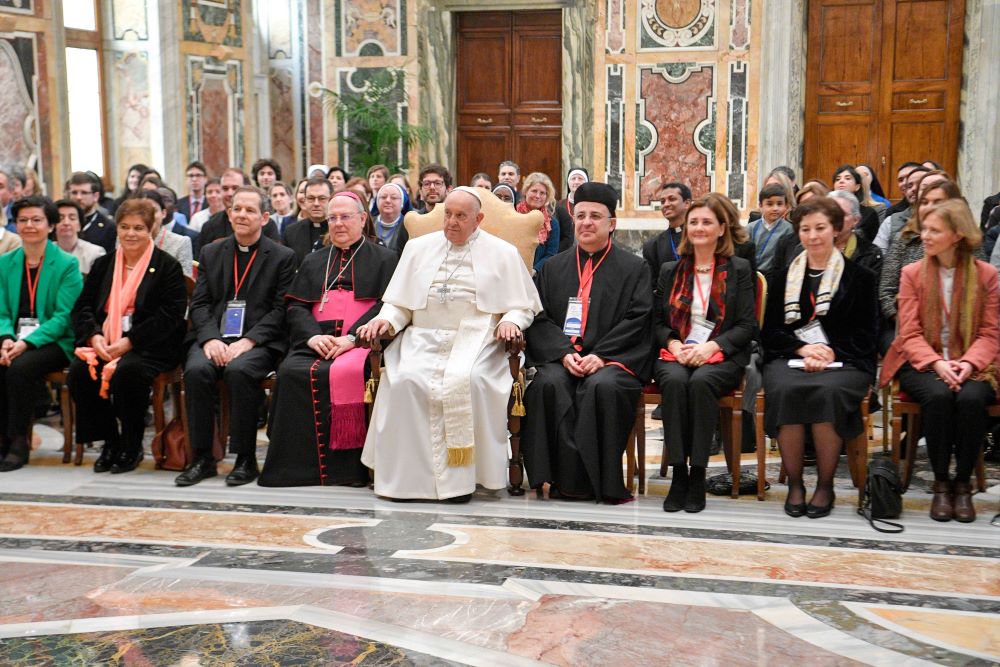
421;180;445;188
305;195;331;203
186;172;206;179
16;216;47;226
327;214;360;223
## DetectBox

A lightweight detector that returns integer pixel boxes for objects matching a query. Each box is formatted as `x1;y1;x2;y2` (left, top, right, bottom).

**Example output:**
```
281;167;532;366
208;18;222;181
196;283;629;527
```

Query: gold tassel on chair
364;378;377;404
511;381;526;417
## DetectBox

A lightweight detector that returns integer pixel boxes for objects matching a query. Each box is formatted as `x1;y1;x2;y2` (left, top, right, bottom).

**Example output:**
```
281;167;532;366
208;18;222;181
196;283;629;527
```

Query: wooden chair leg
976;448;987;493
881;385;890;454
637;409;646;495
755;397;767;501
152;378;167;435
625;425;636;494
847;433;867;489
890;411;902;468
902;413;921;491
731;407;743;499
58;383;74;464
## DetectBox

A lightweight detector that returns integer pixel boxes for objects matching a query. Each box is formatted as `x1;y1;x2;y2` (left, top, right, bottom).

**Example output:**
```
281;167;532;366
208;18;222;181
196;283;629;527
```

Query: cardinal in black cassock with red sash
522;182;652;503
259;192;398;486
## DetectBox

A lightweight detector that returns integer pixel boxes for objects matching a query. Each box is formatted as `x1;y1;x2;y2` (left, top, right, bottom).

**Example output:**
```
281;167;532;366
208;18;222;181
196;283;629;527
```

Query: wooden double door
455;10;563;194
804;0;964;198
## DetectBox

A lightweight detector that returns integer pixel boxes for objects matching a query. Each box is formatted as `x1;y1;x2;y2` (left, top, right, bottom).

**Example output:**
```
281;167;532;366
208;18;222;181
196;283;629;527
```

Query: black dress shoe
806;491;836;519
683;466;707;513
175;458;218;487
110;449;144;474
651;404;663;420
93;446;116;473
663;465;688;512
445;493;473;503
226;455;259;486
784;484;807;517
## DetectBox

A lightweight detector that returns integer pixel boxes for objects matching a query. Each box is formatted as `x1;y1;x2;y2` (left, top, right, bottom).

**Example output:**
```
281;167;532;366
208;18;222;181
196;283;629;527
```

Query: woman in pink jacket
881;199;999;524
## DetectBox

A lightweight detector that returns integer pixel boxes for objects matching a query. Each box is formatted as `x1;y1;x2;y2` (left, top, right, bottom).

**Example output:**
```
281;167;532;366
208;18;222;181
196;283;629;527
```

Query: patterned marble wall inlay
730;0;750;50
111;0;148;41
0;36;38;171
415;3;453;169
606;0;625;54
605;64;625;195
267;0;292;59
726;60;748;208
636;62;716;206
639;0;716;51
335;67;406;172
183;0;244;48
337;0;405;57
0;0;32;15
186;57;244;176
564;2;596;174
306;0;323;166
269;66;296;179
111;51;152;172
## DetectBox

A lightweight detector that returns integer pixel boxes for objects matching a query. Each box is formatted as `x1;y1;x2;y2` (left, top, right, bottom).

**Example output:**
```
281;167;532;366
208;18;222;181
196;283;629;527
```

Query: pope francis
357;187;542;502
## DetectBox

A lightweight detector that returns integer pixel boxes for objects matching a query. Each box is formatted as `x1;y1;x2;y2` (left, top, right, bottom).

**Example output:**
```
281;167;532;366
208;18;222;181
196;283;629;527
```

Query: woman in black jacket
653;194;757;513
68;199;188;474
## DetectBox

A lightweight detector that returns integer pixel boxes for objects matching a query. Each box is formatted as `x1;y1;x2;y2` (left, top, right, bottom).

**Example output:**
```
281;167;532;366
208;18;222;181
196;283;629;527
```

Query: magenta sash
311;290;376;450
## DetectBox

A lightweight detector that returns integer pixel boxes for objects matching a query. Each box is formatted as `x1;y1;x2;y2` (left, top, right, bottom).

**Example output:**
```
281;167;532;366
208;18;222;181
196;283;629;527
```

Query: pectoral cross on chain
436;284;452;303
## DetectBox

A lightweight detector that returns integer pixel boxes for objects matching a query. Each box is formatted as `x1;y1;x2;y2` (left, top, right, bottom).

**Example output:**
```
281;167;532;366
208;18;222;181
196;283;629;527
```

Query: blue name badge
563;297;584;336
221;300;246;338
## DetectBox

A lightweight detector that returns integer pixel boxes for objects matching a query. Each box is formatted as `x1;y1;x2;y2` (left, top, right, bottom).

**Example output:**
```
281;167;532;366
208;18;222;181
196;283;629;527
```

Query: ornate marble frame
0;34;41;176
414;0;593;181
185;55;245;171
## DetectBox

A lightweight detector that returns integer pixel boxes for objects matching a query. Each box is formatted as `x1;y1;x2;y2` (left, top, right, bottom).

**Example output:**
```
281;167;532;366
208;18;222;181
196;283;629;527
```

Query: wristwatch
346;334;356;344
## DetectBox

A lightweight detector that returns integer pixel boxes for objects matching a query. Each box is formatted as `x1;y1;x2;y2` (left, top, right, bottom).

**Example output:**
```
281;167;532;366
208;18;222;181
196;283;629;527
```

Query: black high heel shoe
806;488;836;519
784;484;807;518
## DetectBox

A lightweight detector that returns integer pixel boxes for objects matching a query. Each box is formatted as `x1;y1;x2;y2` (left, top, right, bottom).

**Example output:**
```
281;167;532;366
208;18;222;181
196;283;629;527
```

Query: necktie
191;198;201;215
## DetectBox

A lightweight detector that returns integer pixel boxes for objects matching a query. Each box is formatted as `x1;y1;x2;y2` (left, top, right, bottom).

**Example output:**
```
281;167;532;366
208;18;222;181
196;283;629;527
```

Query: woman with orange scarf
516;172;560;272
68;199;188;474
881;200;999;523
653;195;757;513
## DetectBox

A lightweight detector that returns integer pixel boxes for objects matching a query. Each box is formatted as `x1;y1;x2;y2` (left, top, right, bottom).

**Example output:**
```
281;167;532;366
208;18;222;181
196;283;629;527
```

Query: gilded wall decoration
337;0;405;57
183;0;243;48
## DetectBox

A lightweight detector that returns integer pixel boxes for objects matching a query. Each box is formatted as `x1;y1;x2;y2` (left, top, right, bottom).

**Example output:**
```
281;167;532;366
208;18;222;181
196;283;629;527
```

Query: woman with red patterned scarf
653;194;757;513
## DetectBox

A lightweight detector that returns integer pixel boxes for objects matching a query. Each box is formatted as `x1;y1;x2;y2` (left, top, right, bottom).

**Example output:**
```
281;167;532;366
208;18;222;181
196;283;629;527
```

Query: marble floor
0;411;998;666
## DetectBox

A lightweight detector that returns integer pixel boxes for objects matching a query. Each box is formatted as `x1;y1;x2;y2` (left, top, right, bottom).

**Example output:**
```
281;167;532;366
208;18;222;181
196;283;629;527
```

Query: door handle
835;100;854;107
908;97;928;105
531;116;548;123
880;155;886;166
476;117;493;125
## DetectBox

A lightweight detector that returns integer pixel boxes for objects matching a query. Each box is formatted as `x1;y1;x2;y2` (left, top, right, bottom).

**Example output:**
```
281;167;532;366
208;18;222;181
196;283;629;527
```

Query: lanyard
693;261;714;315
575;243;613;297
752;222;779;262
24;256;43;317
232;249;258;299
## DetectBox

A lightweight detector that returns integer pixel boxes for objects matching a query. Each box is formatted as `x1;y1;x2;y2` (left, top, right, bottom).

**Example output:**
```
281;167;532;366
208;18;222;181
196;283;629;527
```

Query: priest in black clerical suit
281;177;335;266
176;187;297;488
198;207;280;248
523;182;652;503
259;191;398;487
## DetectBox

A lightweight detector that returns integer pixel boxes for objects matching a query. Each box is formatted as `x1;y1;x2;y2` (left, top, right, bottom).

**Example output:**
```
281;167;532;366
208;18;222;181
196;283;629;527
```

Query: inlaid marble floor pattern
0;422;997;665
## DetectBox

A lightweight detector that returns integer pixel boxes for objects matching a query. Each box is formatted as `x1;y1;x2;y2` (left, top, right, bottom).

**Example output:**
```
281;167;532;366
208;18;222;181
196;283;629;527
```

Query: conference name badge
563;297;585;336
16;317;39;340
795;320;829;346
685;316;715;345
222;300;247;338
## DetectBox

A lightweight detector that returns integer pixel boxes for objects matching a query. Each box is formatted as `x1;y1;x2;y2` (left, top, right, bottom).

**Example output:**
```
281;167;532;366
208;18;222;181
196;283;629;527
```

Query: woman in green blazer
0;197;83;471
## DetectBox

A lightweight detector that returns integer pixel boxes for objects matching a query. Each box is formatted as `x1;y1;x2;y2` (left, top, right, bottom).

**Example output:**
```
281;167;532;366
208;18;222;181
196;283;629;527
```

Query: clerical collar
237;239;260;253
578;241;612;261
334;237;365;254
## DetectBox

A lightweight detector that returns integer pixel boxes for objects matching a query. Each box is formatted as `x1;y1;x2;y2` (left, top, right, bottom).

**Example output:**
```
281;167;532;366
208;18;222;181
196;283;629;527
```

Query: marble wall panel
730;0;750;50
605;64;625;195
415;3;454;169
268;0;293;58
606;0;625;54
183;0;244;47
639;0;716;51
110;51;152;172
306;0;324;166
0;0;32;15
563;2;595;175
187;57;244;175
726;60;748;208
0;35;39;176
636;63;716;206
111;0;148;41
269;66;296;179
337;0;405;57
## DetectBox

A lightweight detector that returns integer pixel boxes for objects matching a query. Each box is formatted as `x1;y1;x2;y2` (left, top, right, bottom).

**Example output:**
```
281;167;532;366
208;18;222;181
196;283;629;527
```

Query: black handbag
857;458;904;533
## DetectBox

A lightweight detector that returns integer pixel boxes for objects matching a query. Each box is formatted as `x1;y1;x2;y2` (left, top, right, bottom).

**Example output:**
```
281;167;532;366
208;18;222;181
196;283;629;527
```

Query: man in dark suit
199;168;280;247
282;177;333;266
176;186;297;487
641;181;692;284
69;172;116;252
177;160;208;221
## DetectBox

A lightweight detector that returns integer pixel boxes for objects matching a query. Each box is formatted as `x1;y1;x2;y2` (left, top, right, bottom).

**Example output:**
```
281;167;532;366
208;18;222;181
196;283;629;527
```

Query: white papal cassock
361;228;542;500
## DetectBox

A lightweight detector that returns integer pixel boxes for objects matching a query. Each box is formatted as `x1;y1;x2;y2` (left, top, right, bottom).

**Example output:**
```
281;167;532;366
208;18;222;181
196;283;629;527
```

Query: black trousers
68;352;174;454
0;343;68;438
184;344;279;459
654;358;743;468
898;363;993;482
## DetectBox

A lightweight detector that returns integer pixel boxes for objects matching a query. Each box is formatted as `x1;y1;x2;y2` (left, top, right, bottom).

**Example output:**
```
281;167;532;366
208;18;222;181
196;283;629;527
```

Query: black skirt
762;360;872;440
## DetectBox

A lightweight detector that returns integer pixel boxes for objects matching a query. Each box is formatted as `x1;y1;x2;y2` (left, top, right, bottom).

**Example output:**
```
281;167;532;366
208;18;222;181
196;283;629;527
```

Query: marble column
957;0;999;212
415;1;455;168
561;1;594;176
756;0;806;182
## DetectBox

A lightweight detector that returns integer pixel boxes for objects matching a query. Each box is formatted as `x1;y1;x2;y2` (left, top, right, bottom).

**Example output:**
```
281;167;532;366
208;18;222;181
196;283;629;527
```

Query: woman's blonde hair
923;199;980;257
677;193;737;257
521;172;556;211
900;172;959;241
795;180;829;204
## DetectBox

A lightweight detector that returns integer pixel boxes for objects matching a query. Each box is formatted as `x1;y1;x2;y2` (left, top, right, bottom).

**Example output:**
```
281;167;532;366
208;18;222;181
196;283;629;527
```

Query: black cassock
523;244;652;502
258;239;398;486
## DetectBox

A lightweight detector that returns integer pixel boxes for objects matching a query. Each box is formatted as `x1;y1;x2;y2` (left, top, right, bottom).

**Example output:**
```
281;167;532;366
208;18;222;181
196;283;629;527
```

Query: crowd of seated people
0;156;996;525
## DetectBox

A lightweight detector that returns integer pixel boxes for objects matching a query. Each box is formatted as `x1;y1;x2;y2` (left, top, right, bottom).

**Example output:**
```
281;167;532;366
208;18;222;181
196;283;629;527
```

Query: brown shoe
952;481;976;523
929;480;953;522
